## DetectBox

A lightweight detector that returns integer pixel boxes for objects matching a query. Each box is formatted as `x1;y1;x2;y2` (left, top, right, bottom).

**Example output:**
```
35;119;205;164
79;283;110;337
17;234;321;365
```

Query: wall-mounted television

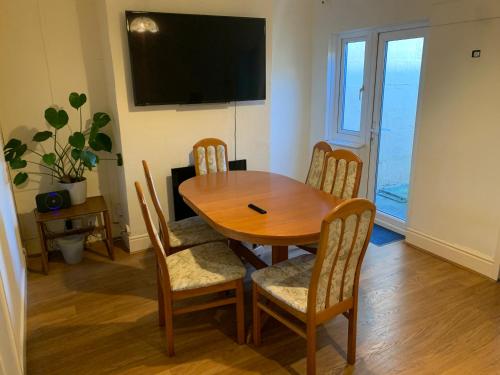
125;11;266;106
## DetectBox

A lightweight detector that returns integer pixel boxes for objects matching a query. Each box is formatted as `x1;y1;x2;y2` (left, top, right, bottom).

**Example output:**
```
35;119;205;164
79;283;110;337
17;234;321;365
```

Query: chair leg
252;283;261;346
347;306;358;365
164;297;175;356
306;322;317;375
235;279;245;344
157;264;165;327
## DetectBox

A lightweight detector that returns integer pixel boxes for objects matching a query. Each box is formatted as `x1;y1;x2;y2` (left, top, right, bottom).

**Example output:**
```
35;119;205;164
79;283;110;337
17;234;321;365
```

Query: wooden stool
34;196;114;274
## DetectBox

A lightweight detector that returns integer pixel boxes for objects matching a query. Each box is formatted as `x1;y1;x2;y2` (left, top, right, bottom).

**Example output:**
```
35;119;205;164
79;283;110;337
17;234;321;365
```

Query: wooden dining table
179;170;342;268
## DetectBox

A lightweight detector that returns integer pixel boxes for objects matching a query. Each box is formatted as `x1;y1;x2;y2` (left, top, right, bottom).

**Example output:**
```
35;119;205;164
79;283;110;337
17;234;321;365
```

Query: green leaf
68;132;85;150
69;92;87;109
33;131;53;142
42;153;56;166
44;108;69;129
15;144;27;158
92;112;111;128
80;150;98;168
89;123;99;142
13;172;28;186
4;138;21;151
9;158;27;169
89;133;112;152
116;153;123;166
4;139;26;161
71;148;81;160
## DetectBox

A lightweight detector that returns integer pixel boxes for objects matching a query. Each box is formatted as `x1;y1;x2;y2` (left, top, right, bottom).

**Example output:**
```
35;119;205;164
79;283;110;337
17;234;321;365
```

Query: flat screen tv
125;11;266;106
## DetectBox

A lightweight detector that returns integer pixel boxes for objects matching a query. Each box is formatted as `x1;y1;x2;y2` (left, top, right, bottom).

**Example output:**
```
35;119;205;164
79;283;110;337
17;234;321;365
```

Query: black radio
35;190;71;213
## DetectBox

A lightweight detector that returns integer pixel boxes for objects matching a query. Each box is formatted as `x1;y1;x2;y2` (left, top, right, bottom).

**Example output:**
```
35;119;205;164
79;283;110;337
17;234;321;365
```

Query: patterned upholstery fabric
252;254;316;313
306;148;326;189
216;145;227;172
315;210;372;310
207;145;217;173
322;158;359;199
167;242;246;291
195;145;227;175
253;210;372;313
196;147;208;175
168;216;225;248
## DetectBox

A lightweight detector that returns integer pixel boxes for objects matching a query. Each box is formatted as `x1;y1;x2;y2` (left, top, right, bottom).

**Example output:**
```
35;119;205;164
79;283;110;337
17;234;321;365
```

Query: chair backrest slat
193;138;229;176
305;141;332;189
308;199;375;314
142;160;172;254
320;149;363;199
134;181;172;292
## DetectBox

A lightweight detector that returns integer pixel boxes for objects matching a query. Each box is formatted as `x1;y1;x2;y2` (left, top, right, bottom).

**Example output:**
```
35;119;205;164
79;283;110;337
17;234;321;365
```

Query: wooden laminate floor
27;241;500;374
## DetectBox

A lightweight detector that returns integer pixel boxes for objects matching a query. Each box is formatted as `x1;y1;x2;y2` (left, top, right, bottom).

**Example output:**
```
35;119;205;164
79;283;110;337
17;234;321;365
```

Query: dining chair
142;160;226;251
135;181;246;356
251;198;375;374
193;138;229;175
305;141;333;189
142;160;227;325
320;149;363;199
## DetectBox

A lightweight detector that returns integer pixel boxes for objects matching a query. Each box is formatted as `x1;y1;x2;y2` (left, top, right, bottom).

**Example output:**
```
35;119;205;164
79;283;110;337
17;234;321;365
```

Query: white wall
270;0;312;180
0;0;121;254
0;131;26;375
310;0;500;279
100;0;313;251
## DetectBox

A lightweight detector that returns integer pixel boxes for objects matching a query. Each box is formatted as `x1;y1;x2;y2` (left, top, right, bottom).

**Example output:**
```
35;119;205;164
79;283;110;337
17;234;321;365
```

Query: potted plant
3;92;122;205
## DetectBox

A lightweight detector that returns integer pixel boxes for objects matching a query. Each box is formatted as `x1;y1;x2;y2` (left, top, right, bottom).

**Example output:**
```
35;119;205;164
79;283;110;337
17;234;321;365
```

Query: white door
367;29;425;231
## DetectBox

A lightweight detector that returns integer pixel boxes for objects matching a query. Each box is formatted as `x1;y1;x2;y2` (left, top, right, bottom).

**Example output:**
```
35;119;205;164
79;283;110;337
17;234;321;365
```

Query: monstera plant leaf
9;158;27;169
4;139;27;162
44;108;68;129
13;172;28;186
92;112;111;128
89;133;112;152
33;131;53;142
68;132;85;150
69;92;87;110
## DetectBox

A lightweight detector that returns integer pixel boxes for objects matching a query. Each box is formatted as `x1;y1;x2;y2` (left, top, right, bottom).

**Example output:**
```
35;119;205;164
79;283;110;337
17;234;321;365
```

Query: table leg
103;210;115;261
37;222;49;275
229;239;267;269
271;246;288;264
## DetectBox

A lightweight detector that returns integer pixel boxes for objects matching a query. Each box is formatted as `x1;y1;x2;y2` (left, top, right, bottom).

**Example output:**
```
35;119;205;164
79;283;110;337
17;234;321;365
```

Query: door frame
366;27;428;234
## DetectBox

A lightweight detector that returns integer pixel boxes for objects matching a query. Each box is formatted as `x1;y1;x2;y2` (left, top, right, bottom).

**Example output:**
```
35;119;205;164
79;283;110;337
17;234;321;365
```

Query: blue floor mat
370;224;405;246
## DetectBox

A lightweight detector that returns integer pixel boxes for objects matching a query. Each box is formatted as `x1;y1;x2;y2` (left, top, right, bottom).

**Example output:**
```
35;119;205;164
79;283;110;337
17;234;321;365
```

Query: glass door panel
373;37;424;221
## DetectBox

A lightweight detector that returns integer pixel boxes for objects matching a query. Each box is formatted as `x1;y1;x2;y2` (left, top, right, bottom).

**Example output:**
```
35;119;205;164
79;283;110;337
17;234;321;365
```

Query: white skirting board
122;232;151;253
406;228;499;280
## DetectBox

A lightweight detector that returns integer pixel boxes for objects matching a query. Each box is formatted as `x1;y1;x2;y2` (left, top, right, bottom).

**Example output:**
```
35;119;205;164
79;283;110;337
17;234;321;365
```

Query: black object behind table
171;159;247;221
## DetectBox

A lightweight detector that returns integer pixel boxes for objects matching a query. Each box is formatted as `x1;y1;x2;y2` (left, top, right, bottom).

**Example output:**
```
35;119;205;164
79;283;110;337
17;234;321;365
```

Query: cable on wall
234;101;237;160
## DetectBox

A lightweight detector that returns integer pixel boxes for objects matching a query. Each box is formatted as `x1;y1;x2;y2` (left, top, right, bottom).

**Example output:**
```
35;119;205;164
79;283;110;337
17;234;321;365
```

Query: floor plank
26;241;500;374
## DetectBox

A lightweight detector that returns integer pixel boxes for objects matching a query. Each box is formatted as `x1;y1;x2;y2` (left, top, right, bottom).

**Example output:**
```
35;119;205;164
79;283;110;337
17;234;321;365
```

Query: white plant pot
59;179;87;205
56;234;85;264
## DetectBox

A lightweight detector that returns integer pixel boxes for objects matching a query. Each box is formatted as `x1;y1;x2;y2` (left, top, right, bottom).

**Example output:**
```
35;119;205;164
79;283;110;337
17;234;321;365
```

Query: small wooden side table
34;196;114;274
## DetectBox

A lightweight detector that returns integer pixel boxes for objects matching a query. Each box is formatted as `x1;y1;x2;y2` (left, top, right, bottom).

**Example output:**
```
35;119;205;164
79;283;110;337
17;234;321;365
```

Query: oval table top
179;170;342;246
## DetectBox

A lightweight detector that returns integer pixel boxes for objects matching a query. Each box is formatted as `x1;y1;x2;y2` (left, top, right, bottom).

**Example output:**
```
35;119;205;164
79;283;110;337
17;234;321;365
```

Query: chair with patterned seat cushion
320;149;363;199
252;198;375;375
142;160;226;252
305;141;332;189
300;149;363;253
193;138;229;176
135;181;246;356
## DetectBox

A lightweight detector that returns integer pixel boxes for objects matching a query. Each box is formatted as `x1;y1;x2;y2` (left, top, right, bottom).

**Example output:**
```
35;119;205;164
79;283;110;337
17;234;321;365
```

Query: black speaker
171;159;247;220
35;190;72;213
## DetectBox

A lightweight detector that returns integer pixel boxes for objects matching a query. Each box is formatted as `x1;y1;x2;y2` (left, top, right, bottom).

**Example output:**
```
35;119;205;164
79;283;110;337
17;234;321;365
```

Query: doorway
367;29;425;229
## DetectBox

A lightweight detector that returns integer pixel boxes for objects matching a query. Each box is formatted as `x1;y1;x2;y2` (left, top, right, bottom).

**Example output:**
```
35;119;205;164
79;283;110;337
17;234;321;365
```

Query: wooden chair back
193;138;229;176
142;160;171;255
320;149;363;199
305;141;332;189
134;181;172;293
308;198;375;317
